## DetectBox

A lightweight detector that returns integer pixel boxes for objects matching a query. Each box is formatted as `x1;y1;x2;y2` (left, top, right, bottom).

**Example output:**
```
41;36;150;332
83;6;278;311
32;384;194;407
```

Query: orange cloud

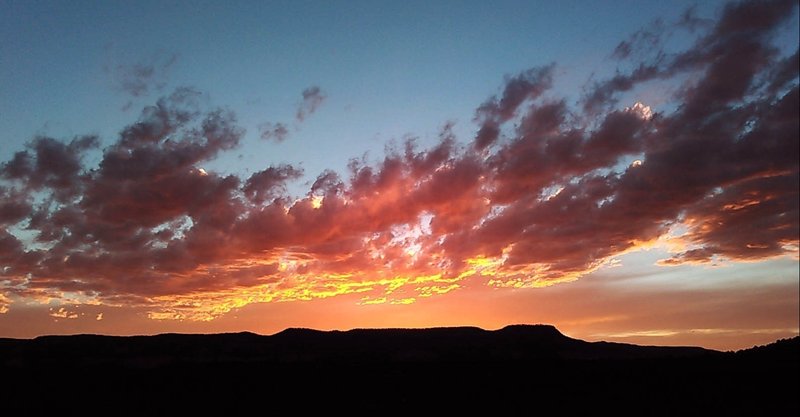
49;307;79;319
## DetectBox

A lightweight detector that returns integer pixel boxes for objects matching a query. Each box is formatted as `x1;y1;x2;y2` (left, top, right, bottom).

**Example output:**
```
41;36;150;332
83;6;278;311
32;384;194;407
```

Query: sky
0;0;798;350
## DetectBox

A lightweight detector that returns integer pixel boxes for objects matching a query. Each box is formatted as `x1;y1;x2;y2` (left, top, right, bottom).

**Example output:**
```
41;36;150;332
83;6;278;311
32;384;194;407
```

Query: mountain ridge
1;324;797;415
2;323;793;365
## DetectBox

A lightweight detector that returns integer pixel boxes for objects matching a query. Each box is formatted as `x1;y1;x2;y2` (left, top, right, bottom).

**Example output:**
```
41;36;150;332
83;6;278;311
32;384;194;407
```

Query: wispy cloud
258;122;290;142
107;51;178;98
258;86;327;143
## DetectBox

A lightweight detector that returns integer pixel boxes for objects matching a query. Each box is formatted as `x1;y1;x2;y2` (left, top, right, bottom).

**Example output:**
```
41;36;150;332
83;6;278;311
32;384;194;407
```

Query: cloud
0;293;9;314
584;0;797;114
258;122;290;142
474;64;555;149
611;18;666;60
258;86;327;142
1;135;99;202
243;165;304;204
0;186;30;226
296;86;326;122
0;0;797;320
49;307;78;319
109;52;178;98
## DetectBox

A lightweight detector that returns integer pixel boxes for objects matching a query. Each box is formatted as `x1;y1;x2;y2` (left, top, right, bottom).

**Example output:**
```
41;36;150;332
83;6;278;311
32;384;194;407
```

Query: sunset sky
1;0;798;350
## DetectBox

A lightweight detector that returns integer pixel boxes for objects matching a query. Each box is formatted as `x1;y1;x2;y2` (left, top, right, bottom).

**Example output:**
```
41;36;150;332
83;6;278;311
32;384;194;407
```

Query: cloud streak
0;0;797;321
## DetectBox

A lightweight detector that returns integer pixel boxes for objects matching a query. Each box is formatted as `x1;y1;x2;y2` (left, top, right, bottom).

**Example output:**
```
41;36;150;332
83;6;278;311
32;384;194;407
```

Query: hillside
0;325;796;415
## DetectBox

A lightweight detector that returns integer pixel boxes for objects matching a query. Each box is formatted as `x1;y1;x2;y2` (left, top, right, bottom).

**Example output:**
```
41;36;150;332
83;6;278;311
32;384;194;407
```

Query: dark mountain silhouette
735;335;800;360
0;325;716;365
1;325;796;415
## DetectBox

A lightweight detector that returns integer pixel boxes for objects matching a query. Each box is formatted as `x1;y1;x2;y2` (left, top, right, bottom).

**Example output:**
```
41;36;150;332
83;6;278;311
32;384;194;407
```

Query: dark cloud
0;135;99;202
118;87;202;148
582;64;661;114
310;169;344;195
584;0;796;114
244;165;304;204
0;0;796;319
767;48;799;95
296;86;326;122
0;186;30;226
474;64;555;149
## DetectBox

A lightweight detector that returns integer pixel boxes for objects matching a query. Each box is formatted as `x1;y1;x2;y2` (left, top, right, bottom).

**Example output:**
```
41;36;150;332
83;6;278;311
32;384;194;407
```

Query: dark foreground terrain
1;325;797;415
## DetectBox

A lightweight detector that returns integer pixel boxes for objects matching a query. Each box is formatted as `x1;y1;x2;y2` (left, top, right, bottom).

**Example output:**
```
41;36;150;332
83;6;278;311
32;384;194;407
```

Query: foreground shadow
1;325;797;415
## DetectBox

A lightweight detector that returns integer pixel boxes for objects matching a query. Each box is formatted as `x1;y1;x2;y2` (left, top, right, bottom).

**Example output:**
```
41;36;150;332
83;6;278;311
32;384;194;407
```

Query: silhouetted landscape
1;325;797;415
